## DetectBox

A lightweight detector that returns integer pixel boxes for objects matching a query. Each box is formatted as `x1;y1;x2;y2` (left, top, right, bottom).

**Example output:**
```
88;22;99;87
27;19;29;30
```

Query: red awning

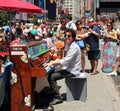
0;0;46;13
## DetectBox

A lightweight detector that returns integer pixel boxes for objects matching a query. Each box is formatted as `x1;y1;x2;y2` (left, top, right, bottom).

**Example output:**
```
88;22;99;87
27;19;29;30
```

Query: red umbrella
0;0;46;13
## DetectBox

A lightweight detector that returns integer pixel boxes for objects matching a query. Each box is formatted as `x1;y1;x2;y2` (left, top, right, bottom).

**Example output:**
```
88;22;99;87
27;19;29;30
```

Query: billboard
46;0;56;20
39;0;44;9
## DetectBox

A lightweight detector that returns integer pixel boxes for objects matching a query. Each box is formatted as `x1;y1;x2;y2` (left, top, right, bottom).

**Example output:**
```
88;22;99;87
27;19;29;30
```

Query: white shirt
66;21;77;30
23;28;30;36
60;42;81;76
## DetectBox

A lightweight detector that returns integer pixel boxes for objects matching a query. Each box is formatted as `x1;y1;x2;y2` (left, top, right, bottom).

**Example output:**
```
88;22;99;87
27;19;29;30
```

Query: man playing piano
44;28;81;105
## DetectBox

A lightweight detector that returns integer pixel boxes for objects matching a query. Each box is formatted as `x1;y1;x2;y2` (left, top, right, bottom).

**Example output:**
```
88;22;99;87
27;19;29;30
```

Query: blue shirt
87;25;101;50
3;26;11;37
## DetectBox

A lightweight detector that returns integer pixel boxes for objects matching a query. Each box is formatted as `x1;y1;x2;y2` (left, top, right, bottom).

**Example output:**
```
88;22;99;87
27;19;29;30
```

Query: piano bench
65;76;87;102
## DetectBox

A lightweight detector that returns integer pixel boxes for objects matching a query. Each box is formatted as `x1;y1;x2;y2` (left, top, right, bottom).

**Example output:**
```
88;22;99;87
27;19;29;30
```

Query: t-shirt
31;29;38;35
4;26;11;37
16;26;22;36
66;21;77;30
86;25;101;50
76;28;88;49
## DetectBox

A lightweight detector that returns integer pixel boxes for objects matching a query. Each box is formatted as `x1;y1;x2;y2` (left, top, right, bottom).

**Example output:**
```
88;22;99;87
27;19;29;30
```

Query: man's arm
89;28;100;38
43;58;61;67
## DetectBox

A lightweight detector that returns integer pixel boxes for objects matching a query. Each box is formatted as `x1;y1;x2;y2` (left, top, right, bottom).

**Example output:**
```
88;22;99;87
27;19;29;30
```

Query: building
21;0;120;21
62;0;81;21
80;0;120;20
100;0;120;13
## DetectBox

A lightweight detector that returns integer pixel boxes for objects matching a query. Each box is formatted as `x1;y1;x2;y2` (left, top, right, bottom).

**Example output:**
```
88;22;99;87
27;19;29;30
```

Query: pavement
35;52;120;111
111;72;120;97
35;40;120;111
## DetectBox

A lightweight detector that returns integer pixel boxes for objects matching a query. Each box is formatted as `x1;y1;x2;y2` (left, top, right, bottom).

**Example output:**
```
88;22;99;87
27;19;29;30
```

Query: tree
0;11;9;27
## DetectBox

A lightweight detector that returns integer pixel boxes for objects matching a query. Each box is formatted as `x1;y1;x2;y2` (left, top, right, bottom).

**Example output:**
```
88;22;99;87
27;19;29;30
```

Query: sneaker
77;72;87;78
49;97;63;105
107;71;117;76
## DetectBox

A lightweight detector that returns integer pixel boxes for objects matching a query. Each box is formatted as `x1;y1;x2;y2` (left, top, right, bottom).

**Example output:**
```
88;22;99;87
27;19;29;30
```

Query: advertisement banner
46;0;56;20
39;0;44;9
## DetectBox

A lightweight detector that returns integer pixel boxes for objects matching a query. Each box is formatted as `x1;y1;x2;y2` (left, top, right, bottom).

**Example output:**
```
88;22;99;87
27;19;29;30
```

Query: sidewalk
35;56;120;111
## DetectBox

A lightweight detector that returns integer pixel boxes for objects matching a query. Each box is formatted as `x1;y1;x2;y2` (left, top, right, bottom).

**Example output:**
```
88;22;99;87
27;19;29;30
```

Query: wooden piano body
9;41;56;111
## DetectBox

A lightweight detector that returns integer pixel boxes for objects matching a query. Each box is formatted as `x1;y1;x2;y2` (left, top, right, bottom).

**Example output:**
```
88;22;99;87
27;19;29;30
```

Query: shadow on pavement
111;71;120;96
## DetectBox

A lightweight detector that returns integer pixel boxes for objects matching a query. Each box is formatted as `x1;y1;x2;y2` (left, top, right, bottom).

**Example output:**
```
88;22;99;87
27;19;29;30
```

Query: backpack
68;22;77;30
68;22;73;28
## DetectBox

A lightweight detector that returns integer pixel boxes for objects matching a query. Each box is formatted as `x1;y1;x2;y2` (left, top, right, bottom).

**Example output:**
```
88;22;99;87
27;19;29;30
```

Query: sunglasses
88;21;94;23
64;34;71;39
77;23;82;25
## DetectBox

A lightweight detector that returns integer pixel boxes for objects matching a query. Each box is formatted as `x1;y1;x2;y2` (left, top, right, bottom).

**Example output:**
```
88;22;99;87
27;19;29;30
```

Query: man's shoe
49;97;63;105
107;71;117;76
78;72;87;78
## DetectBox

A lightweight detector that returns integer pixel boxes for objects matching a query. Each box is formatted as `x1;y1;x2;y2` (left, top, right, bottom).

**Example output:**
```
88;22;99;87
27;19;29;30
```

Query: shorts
87;50;100;60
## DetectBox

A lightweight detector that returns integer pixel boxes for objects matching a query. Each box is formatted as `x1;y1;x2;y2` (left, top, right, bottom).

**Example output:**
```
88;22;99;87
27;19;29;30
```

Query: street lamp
94;0;96;21
84;0;86;25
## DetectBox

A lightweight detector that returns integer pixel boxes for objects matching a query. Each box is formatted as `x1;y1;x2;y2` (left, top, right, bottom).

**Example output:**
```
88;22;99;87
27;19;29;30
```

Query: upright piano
9;41;57;111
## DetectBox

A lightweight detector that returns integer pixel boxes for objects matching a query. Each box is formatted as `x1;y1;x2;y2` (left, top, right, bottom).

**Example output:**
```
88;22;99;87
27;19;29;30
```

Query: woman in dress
107;30;120;76
102;21;117;73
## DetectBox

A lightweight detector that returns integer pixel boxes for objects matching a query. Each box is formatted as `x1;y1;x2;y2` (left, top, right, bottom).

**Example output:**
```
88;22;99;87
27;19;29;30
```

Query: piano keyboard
46;65;55;75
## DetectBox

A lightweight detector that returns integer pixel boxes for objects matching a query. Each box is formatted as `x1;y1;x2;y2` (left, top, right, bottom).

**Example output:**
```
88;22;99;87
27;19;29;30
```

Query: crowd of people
0;14;120;106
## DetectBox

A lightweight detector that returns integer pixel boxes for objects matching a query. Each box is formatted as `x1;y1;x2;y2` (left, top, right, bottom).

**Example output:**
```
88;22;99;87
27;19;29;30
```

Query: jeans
47;67;75;97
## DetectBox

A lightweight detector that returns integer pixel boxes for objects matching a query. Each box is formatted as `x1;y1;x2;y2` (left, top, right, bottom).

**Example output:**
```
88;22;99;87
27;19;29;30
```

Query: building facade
62;0;80;21
22;0;120;21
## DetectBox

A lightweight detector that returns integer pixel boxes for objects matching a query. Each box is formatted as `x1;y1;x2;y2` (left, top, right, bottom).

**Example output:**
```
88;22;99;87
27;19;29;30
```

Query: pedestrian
23;25;30;37
76;18;101;74
15;22;23;36
56;19;66;58
87;18;101;74
75;20;87;73
107;29;120;76
0;36;8;63
65;14;77;30
102;21;117;73
43;28;81;105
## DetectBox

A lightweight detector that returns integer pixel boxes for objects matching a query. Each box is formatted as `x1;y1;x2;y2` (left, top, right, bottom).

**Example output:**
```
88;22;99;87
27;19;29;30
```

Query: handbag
76;40;85;49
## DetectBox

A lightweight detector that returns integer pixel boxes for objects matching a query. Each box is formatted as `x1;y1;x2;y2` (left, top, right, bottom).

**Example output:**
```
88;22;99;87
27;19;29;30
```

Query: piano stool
65;75;87;102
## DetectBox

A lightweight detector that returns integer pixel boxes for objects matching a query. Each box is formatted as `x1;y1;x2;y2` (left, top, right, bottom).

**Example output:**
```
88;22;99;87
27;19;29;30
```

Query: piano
9;41;59;111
